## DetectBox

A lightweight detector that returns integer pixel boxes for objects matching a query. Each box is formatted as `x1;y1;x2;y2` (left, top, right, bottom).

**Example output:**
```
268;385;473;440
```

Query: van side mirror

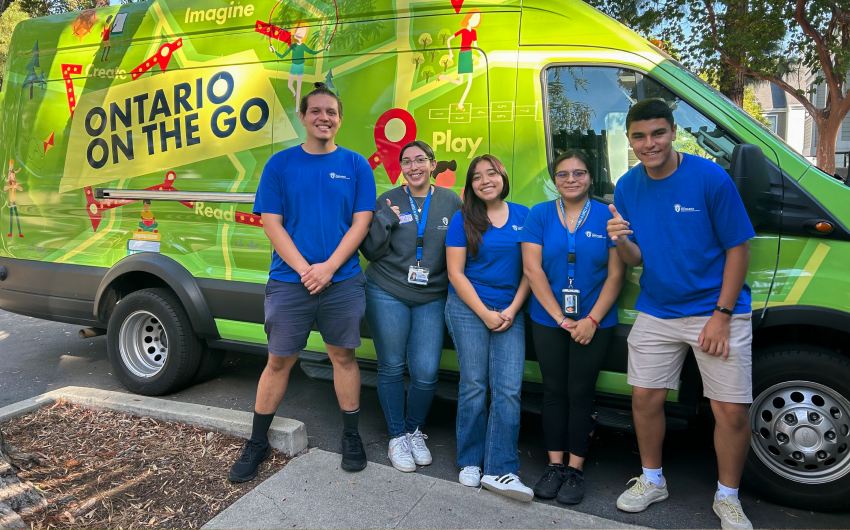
729;144;771;229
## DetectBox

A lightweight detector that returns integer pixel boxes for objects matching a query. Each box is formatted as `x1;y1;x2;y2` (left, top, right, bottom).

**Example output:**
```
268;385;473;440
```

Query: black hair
551;149;594;197
461;154;510;258
143;199;151;205
625;99;675;132
299;82;343;116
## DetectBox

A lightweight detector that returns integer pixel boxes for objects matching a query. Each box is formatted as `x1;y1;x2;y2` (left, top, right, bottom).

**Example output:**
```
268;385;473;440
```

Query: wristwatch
714;305;734;316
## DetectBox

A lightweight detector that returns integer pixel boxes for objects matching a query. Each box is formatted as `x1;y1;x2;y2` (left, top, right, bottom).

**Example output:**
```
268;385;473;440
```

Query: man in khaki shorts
607;100;755;530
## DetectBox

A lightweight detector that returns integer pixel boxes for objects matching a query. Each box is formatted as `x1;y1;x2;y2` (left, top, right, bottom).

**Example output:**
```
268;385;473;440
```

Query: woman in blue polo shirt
520;149;625;505
445;154;533;501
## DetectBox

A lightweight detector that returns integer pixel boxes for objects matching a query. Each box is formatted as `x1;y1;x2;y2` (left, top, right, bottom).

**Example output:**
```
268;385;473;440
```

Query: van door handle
95;189;256;203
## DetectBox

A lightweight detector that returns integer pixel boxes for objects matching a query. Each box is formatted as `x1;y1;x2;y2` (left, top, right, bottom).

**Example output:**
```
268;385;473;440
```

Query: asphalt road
1;309;847;529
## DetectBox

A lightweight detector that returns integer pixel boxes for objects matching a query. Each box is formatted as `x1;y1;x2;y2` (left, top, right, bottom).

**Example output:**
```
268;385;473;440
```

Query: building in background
752;70;808;163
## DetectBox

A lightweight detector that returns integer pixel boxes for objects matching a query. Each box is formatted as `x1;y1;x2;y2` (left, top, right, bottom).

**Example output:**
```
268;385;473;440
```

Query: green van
1;0;849;511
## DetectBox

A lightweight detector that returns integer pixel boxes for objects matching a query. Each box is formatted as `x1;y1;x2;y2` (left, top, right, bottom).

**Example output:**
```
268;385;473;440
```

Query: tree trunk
719;0;747;107
815;114;842;175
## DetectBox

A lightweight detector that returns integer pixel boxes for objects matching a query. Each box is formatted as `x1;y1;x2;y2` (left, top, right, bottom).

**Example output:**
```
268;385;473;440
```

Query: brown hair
399;140;436;177
461;154;510;258
299;82;343;116
551;149;594;196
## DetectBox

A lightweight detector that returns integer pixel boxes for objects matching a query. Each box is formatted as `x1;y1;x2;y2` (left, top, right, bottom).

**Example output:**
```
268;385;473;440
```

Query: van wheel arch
94;254;219;339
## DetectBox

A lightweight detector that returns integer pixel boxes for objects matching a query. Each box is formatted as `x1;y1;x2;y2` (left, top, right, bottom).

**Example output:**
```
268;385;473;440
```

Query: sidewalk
203;449;642;529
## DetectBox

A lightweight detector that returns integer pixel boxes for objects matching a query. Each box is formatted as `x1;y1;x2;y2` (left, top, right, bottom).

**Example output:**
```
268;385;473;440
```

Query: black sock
341;408;360;434
251;411;275;444
568;466;583;477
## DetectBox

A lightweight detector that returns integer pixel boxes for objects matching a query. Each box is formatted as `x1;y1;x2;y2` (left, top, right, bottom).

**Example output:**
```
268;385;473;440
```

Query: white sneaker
713;492;753;530
459;465;482;487
406;428;432;466
481;473;534;502
615;474;669;512
387;435;416;472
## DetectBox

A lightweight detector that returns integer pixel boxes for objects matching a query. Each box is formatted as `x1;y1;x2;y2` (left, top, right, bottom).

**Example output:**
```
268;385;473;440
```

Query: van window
544;66;740;201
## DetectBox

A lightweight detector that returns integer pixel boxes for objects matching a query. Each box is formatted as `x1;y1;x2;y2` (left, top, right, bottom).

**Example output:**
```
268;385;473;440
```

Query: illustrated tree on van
439;54;453;73
419;33;437;61
438;28;452;46
411;52;424;69
420;65;435;83
22;40;44;99
438;8;481;111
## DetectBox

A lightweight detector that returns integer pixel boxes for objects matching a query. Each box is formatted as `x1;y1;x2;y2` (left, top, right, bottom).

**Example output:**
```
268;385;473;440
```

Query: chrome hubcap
751;380;850;484
118;310;168;378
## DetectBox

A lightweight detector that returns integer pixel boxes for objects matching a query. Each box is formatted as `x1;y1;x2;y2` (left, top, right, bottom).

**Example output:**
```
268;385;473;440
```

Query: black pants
531;321;614;458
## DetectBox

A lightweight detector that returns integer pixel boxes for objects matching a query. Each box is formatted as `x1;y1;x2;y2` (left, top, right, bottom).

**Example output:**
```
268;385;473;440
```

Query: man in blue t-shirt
228;83;376;482
607;100;756;529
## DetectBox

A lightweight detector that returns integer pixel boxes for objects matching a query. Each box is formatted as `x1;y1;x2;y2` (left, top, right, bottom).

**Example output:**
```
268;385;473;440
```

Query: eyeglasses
554;170;589;180
401;157;433;168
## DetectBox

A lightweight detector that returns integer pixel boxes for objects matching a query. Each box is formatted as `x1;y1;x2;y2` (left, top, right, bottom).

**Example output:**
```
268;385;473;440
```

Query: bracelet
585;315;600;328
714;305;734;316
559;316;568;327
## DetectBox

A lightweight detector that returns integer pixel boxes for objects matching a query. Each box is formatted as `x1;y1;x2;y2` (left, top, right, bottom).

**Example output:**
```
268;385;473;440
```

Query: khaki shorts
627;311;753;403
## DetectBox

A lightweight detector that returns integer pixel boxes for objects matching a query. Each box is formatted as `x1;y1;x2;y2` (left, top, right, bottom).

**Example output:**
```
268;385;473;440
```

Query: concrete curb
0;386;307;456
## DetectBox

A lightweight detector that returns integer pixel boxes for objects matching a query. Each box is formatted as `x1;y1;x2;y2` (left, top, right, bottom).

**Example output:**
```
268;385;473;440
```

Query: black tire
107;288;203;396
191;346;226;384
744;345;850;512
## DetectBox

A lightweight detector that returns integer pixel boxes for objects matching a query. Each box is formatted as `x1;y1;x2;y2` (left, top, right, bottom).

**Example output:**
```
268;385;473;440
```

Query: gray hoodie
360;186;462;303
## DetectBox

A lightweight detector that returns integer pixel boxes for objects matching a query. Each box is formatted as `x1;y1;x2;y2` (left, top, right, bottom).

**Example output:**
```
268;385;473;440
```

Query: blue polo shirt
445;202;529;309
613;153;755;318
519;199;617;328
253;145;376;283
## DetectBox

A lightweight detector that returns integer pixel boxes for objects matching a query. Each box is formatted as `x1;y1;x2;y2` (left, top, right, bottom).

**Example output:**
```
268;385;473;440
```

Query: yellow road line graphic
769;242;830;307
228;153;247;193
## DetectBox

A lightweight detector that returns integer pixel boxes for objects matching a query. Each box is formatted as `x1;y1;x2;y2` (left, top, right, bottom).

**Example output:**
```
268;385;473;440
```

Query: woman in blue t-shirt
445;154;533;502
519;149;625;505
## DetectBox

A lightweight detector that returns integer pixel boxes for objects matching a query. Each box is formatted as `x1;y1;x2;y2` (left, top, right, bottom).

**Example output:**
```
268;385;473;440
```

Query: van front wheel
107;288;202;396
745;345;850;512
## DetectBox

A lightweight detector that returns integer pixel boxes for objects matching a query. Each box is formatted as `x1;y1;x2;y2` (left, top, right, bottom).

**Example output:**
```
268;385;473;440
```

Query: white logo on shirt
585;231;606;239
329;172;349;180
674;203;699;213
443;217;449;226
512;225;522;231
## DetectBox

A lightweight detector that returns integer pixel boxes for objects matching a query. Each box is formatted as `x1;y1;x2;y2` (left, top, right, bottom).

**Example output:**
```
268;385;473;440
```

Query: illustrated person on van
5;160;23;238
520;149;625;505
271;21;325;109
445;154;534;501
229;82;376;482
360;140;462;473
608;100;755;529
439;9;481;111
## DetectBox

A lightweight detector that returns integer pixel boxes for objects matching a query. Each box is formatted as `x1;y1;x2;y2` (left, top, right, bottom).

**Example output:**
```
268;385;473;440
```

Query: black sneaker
341;431;367;471
556;467;585;504
229;438;271;482
533;465;567;499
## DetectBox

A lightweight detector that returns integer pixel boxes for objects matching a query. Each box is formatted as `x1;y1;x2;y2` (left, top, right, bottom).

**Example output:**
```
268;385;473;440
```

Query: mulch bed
1;400;288;529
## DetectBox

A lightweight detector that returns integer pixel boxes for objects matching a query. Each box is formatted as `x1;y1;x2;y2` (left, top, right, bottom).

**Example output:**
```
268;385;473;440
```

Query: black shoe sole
556;493;584;505
228;445;272;482
533;488;559;499
341;458;367;471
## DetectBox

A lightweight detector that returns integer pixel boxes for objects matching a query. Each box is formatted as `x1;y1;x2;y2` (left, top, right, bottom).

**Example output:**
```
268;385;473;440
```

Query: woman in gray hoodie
360;141;462;473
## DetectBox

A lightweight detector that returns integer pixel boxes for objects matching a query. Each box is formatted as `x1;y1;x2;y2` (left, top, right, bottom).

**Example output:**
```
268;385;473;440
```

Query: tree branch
704;0;821;119
796;0;842;108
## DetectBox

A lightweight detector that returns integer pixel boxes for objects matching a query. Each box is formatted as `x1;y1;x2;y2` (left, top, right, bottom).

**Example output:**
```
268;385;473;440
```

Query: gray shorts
627;311;753;403
264;272;366;357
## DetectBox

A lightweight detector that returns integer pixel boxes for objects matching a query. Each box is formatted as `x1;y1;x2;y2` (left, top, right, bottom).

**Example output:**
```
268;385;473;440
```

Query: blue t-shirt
519;199;617;328
253;145;376;283
613;154;755;318
445;202;529;309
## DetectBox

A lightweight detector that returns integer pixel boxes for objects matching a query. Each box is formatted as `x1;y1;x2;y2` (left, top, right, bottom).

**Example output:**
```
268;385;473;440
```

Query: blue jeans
365;276;446;437
445;292;525;476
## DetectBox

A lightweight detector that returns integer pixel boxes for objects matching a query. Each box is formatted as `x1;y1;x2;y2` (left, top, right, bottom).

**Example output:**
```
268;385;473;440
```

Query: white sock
642;467;663;486
717;482;739;500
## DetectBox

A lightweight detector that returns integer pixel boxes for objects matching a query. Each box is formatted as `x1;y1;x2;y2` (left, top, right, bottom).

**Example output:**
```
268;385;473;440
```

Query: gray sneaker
615;474;669;512
406;428;432;466
713;492;753;530
388;435;416;472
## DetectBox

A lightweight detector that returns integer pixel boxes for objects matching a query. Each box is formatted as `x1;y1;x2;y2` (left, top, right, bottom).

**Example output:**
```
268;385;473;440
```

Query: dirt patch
1;400;287;529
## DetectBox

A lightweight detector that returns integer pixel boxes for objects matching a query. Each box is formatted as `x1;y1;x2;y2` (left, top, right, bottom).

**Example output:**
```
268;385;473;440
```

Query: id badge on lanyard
406;187;432;286
559;198;590;317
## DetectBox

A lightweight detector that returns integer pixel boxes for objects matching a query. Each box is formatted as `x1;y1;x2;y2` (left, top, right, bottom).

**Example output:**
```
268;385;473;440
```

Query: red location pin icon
369;109;417;184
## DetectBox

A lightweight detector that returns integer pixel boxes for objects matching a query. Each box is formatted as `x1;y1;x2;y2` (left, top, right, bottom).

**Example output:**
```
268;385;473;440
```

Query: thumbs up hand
607;203;633;242
386;198;401;219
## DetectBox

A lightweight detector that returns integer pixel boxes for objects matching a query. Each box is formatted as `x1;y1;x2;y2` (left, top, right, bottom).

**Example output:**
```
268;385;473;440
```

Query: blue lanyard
406;186;432;264
558;197;591;285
